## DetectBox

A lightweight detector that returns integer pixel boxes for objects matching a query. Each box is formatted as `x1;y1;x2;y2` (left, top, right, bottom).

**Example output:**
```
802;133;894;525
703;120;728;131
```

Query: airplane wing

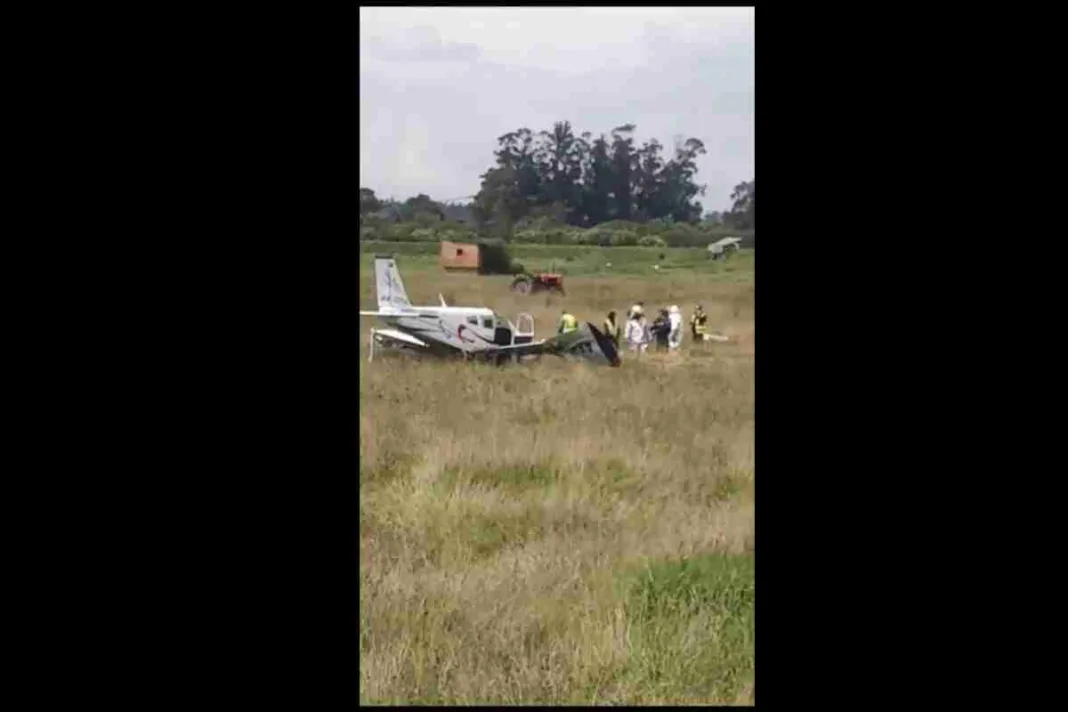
491;339;550;352
371;328;427;348
360;309;441;318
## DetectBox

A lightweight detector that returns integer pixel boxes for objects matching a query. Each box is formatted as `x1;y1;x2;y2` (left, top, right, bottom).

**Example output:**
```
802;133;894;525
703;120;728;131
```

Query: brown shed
439;241;481;271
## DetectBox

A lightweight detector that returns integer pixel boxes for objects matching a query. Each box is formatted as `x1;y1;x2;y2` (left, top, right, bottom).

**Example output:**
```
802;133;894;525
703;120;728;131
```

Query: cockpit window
466;315;479;326
482;317;494;329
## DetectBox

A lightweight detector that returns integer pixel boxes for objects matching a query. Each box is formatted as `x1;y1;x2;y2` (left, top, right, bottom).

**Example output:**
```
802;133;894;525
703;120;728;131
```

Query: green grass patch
711;471;749;502
436;462;560;495
586;457;642;496
463;510;546;559
472;463;558;491
613;553;755;703
360;240;753;279
359;447;417;485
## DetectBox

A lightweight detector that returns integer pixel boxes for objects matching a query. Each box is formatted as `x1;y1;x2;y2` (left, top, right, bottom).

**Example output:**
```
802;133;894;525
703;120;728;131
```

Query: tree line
474;122;707;233
360;120;754;240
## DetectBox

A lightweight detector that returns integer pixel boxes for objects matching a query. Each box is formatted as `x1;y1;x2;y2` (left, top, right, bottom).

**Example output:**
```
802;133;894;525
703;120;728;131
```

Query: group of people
558;301;711;356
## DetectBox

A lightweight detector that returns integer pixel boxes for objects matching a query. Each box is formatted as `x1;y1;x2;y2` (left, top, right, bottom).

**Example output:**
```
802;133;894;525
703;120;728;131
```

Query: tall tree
535;121;584;222
609;124;637;221
579;133;612;226
472;165;524;238
488;129;542;222
359;187;381;216
658;138;707;223
633;139;665;221
726;180;754;229
473;121;709;228
400;193;444;222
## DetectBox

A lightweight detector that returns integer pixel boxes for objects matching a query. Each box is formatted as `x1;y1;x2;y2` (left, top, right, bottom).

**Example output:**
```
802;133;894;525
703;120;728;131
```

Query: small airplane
360;255;620;367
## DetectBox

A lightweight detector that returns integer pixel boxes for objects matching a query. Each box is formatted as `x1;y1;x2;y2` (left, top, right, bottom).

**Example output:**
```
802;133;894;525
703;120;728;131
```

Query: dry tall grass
360;264;754;705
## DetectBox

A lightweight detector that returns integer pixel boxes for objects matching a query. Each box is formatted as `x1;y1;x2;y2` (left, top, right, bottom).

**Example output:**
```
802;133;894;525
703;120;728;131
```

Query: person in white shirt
625;311;648;354
668;305;683;350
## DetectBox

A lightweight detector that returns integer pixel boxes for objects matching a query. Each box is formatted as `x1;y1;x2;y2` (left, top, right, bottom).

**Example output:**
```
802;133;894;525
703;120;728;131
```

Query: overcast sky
360;7;753;212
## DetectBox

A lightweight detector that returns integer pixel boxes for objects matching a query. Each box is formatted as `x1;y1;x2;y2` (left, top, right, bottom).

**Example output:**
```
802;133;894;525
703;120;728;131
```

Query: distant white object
703;333;729;342
708;237;743;259
653;264;660;271
605;262;612;268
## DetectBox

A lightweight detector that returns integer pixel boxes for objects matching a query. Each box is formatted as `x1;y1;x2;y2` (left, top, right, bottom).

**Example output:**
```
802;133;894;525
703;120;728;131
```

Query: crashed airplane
360;255;620;367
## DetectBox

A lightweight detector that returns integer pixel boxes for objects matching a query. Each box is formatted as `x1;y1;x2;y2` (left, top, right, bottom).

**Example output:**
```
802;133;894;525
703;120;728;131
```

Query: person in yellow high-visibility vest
558;310;579;335
691;304;709;341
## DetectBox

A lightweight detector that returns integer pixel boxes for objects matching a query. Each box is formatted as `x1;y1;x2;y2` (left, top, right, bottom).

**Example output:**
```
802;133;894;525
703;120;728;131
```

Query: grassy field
359;245;755;704
360;240;754;279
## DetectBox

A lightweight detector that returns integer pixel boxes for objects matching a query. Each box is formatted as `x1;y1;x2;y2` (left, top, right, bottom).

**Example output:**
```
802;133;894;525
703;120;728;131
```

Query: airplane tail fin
587;323;622;367
374;256;412;311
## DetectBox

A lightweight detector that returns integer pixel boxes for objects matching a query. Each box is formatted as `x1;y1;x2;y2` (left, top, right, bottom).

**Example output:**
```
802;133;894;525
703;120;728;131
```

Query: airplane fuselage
370;306;506;353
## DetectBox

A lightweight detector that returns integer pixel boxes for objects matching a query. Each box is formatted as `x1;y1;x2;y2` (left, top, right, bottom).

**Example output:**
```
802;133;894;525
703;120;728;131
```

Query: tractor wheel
511;277;532;295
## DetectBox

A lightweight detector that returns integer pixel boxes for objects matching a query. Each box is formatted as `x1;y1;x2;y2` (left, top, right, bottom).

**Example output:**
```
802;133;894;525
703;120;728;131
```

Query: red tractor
510;271;566;296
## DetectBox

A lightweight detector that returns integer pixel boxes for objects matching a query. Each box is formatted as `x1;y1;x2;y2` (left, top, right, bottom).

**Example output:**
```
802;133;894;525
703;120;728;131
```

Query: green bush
510;227;573;245
412;211;441;228
663;223;705;248
563;229;585;245
512;229;543;244
437;229;476;244
609;230;640;247
385;223;416;242
437;219;473;234
360;214;386;230
544;227;571;245
597;219;643;233
515;213;566;232
577;228;613;247
360;240;439;257
365;220;753;249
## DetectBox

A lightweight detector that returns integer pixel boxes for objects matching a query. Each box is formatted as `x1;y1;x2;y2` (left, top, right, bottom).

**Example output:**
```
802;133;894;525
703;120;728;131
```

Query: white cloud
360;7;753;210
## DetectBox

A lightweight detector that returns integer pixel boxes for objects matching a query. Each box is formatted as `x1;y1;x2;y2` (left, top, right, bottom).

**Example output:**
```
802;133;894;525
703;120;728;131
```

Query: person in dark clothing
650;308;671;351
603;310;621;350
